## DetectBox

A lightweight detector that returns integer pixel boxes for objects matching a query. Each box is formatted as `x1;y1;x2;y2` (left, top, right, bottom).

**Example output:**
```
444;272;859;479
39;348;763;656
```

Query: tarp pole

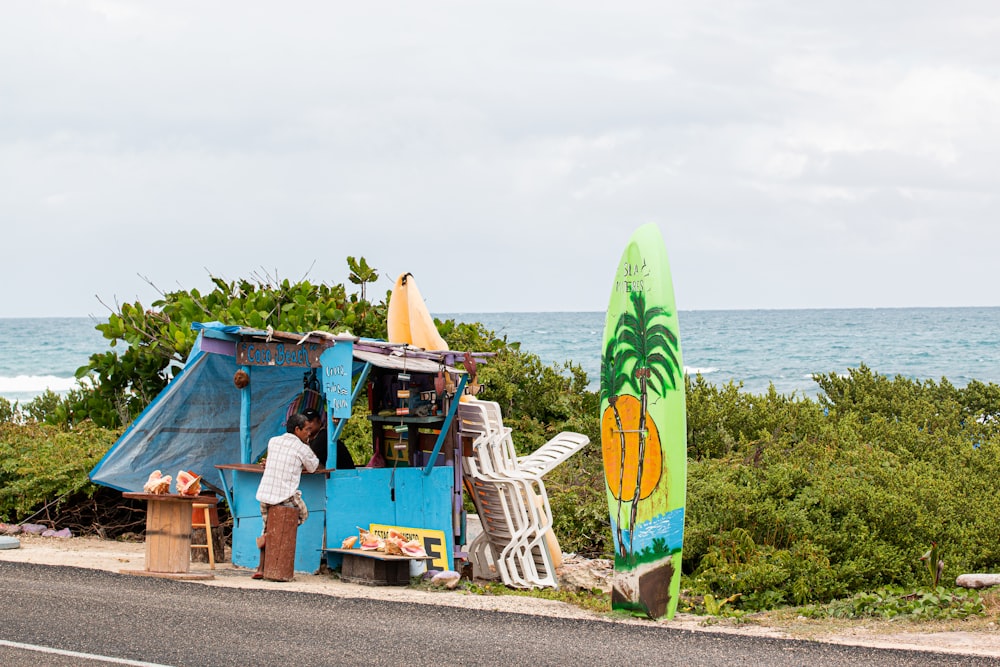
240;365;252;464
217;469;235;515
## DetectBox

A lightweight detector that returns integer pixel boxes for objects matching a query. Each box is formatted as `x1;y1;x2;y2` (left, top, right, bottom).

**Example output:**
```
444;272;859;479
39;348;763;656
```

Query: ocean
1;308;998;403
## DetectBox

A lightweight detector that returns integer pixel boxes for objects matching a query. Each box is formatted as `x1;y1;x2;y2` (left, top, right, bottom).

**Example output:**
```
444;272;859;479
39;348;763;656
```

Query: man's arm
302;446;320;473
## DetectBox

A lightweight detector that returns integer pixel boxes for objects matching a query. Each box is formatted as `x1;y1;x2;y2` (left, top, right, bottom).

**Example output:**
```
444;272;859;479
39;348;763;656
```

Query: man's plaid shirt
255;432;320;505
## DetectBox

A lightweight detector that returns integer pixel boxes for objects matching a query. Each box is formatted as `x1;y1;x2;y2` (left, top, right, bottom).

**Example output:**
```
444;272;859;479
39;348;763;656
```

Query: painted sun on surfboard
600;224;686;620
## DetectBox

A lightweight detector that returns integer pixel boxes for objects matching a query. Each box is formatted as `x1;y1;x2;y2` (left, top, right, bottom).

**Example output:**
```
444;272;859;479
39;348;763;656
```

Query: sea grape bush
0;421;117;522
683;366;1000;610
67;264;389;428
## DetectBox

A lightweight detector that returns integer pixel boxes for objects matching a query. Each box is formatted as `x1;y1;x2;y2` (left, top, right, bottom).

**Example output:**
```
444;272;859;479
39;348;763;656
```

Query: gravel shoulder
2;535;1000;659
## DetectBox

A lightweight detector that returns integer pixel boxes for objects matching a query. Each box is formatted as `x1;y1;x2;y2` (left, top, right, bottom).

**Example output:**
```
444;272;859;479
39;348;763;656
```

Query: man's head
286;412;310;441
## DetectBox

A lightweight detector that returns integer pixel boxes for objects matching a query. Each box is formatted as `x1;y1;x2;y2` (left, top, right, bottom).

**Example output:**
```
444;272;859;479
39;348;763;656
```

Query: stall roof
353;347;461;374
193;321;472;372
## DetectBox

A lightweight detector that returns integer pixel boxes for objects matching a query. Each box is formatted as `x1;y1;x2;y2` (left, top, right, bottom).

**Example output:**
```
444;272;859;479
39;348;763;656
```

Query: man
253;412;319;579
303;408;356;470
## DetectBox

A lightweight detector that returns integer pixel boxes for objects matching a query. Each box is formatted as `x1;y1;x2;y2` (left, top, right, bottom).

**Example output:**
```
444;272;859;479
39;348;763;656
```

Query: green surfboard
600;223;686;620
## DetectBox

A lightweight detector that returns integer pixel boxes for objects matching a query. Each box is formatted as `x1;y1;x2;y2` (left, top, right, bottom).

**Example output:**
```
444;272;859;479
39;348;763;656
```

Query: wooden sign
236;341;326;368
320;343;353;419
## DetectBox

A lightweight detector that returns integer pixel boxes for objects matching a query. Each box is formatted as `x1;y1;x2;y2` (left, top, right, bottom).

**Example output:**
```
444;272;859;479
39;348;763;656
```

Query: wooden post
262;505;299;581
240;365;252;464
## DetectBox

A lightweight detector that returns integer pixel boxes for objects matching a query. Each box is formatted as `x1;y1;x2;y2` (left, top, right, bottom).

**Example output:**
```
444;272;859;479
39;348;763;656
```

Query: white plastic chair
458;402;561;588
463;438;536;587
476;400;590;478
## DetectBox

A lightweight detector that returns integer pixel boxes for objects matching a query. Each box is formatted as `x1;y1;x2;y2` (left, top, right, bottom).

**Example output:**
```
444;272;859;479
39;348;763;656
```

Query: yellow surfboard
387;273;413;344
387;272;449;351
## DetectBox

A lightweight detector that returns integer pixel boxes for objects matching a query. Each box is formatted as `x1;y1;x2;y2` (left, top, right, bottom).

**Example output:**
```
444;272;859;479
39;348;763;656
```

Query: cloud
1;1;998;316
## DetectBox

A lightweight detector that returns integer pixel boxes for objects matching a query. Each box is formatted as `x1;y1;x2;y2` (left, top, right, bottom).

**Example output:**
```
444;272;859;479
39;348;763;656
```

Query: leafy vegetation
2;268;1000;619
66;267;389;429
802;586;985;621
0;421;118;523
684;366;1000;611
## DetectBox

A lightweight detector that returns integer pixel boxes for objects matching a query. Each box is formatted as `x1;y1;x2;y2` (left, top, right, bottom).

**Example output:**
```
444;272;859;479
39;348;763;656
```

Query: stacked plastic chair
458;399;589;588
475;400;590;478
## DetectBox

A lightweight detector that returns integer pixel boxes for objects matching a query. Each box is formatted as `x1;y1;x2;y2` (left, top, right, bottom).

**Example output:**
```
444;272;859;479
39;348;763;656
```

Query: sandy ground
3;535;1000;659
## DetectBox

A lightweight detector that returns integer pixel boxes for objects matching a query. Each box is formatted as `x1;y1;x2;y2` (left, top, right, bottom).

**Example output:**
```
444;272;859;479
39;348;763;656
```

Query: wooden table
121;492;219;580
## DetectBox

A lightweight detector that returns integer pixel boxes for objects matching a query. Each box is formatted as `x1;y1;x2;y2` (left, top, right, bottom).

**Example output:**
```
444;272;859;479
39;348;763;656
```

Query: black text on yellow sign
369;523;448;571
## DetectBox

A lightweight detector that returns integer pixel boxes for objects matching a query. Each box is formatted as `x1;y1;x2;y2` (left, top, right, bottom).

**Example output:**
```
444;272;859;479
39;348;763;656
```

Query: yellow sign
369;523;449;571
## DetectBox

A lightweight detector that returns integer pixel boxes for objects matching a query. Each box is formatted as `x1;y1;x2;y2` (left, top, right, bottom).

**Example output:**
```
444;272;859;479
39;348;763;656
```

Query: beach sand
2;534;1000;658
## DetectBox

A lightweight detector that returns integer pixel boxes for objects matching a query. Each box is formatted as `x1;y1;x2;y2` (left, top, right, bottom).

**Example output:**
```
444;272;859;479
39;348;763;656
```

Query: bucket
409;558;428;577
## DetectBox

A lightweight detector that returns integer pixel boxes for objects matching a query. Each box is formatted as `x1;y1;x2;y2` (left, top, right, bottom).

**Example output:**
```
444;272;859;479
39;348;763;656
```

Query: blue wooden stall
90;322;478;577
213;329;473;575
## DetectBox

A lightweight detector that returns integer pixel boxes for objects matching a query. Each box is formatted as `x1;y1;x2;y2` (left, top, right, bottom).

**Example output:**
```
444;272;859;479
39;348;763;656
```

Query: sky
2;1;999;318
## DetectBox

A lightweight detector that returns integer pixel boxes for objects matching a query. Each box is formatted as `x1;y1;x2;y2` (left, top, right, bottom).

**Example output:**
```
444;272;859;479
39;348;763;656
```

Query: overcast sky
2;1;998;318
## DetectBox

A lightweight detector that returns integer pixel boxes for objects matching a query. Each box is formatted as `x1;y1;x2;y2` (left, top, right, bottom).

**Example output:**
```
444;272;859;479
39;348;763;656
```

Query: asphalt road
1;561;996;667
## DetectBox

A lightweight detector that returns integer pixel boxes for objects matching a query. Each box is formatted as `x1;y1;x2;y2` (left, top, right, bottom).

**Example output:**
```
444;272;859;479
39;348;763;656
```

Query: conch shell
401;539;428;558
143;470;172;495
176;470;202;496
358;527;383;551
341;535;358;549
384;537;404;556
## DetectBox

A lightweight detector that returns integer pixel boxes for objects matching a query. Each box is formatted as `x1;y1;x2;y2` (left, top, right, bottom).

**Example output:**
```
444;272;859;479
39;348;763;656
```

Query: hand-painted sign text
320;343;354;419
237;342;325;367
615;258;650;294
369;523;449;571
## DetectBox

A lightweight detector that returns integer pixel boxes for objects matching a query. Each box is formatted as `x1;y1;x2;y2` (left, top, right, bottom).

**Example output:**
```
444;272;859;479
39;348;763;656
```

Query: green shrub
71;262;389;428
0;397;17;424
0;421;118;522
682;367;1000;609
804;586;985;620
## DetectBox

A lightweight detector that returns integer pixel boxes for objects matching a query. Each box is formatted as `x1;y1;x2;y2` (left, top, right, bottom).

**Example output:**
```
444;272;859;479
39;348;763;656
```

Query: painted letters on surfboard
600;223;686;620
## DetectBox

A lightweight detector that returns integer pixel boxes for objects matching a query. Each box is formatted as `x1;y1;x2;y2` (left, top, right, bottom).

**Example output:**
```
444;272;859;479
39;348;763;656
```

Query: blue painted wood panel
231;469;327;574
325;466;454;570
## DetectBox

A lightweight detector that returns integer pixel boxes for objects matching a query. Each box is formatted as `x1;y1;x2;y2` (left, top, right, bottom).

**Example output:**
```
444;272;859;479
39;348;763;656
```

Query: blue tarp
89;324;346;493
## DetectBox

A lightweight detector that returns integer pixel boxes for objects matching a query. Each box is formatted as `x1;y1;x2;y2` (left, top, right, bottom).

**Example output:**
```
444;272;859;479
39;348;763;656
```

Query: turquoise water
2;308;999;401
442;308;1000;396
0;317;110;401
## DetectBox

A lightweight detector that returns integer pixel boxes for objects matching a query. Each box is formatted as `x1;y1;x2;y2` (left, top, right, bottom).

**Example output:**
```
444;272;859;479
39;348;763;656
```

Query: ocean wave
0;375;79;394
684;366;719;375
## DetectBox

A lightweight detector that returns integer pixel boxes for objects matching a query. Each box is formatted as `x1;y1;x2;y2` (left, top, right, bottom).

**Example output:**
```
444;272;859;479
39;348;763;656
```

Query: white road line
0;639;174;666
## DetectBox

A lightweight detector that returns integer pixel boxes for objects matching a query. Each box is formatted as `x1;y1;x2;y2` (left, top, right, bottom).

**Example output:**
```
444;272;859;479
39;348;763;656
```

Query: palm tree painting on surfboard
600;223;687;620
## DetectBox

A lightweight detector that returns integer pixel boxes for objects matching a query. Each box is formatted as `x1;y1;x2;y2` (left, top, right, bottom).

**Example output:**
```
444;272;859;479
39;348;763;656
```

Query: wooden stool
262;505;298;581
190;503;215;569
